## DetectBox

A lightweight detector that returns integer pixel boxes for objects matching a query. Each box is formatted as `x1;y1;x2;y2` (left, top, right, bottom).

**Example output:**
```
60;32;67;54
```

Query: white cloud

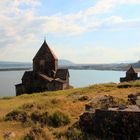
84;0;140;16
0;0;140;62
56;45;140;64
0;0;139;38
121;0;140;4
65;0;140;20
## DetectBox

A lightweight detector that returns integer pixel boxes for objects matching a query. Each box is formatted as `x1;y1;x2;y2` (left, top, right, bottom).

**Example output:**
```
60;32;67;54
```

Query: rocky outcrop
92;109;140;139
80;95;140;139
85;95;124;111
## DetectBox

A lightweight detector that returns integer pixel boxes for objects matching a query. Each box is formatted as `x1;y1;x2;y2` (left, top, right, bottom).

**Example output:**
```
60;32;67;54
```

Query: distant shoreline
0;68;32;71
0;66;140;72
0;67;124;72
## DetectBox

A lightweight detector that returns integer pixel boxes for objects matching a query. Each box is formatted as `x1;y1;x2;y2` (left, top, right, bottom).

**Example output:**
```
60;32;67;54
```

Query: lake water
0;70;126;97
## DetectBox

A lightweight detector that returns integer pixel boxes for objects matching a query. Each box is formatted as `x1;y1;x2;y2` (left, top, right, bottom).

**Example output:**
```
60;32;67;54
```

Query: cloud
40;0;140;34
56;45;140;64
65;0;140;20
84;0;140;16
0;0;140;38
83;46;140;63
0;0;140;62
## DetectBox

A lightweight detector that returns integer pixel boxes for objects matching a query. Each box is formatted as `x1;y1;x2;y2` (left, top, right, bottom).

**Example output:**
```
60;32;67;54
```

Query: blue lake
0;70;126;97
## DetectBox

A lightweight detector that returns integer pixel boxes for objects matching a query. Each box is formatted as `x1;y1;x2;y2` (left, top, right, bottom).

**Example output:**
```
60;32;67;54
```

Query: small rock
85;104;94;111
118;104;127;110
128;105;140;111
79;96;89;101
128;94;137;105
136;99;140;108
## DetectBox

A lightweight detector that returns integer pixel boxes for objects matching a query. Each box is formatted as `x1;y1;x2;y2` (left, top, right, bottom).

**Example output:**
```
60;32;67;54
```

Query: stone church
120;66;140;82
15;40;70;96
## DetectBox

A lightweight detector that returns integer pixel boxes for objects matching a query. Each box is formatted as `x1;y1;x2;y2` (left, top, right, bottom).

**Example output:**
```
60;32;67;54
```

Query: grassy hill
0;81;140;139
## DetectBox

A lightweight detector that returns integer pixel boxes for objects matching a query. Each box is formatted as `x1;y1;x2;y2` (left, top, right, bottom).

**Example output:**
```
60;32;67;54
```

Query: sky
0;0;140;64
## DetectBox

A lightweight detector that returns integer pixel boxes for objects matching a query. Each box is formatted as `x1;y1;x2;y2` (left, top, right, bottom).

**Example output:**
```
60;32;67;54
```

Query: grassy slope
0;81;140;139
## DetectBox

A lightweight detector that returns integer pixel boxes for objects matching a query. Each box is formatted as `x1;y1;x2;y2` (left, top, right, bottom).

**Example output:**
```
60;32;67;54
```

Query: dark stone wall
80;109;140;139
47;81;63;91
33;58;58;76
93;109;140;139
21;75;64;94
126;73;138;79
120;72;139;82
22;74;48;93
15;84;25;96
33;43;58;75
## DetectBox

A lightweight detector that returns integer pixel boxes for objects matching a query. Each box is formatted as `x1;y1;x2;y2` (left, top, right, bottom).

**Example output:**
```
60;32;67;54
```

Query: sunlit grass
0;81;140;139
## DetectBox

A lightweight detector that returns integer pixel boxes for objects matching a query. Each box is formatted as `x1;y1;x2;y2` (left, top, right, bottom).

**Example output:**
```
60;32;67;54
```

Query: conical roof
126;66;136;74
33;40;58;60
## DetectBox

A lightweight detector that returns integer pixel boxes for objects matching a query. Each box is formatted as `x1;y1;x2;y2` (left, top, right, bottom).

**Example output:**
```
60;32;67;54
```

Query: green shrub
117;83;132;88
22;103;34;110
39;112;49;127
1;96;13;100
30;111;49;127
24;134;33;140
78;96;89;101
4;109;27;123
53;131;63;139
24;127;51;140
50;111;70;127
66;128;83;140
30;111;41;124
132;81;140;87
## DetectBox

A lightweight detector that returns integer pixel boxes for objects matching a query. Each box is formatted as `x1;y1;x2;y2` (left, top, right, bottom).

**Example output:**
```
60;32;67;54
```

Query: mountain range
0;59;74;70
0;59;140;71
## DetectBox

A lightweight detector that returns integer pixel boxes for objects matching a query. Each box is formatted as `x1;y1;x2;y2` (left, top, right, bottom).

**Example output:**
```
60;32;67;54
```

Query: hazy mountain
58;59;74;66
0;61;31;69
132;60;140;68
0;59;74;69
0;59;140;71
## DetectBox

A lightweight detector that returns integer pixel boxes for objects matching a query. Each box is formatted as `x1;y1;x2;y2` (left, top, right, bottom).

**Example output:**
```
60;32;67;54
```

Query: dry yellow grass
0;81;140;139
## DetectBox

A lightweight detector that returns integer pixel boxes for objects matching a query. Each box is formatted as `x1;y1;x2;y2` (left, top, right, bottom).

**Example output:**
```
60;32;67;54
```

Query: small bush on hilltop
50;111;70;127
30;111;41;124
22;103;34;110
4;109;70;128
24;127;53;140
78;96;89;101
66;128;84;140
117;82;132;88
117;80;140;88
4;109;27;123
